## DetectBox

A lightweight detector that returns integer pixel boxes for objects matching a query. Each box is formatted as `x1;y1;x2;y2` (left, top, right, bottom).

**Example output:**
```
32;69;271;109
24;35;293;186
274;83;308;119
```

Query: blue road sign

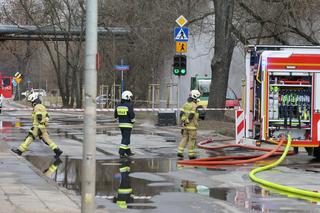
113;65;129;71
12;79;17;87
174;27;188;42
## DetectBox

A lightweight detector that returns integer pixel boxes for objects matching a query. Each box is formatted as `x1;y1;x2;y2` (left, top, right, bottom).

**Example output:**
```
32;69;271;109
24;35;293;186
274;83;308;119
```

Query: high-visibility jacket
114;101;135;128
181;99;199;130
32;103;49;128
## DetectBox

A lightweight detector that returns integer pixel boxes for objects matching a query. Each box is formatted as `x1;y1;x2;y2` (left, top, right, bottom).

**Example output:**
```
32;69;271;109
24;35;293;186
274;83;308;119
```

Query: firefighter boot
53;148;63;158
119;148;127;158
177;153;184;159
126;149;135;157
189;155;197;160
11;148;22;156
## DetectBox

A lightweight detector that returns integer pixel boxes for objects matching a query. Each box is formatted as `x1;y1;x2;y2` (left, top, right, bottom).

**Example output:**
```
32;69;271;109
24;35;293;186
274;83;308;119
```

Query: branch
188;11;214;25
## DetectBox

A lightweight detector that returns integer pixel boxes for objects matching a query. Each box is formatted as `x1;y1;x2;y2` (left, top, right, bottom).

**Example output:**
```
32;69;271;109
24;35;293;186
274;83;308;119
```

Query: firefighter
177;90;201;159
114;90;135;158
113;159;134;208
11;93;63;157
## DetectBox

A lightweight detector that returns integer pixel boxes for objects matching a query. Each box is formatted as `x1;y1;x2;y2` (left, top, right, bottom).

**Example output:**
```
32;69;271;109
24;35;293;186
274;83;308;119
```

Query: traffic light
173;55;187;76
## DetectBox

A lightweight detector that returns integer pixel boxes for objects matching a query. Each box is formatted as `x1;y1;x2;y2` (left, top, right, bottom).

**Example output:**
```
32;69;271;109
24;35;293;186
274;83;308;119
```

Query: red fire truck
0;72;13;98
245;46;320;157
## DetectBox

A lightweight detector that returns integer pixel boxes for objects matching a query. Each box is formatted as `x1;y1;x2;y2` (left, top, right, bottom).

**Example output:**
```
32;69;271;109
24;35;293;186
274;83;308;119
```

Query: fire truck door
313;73;320;143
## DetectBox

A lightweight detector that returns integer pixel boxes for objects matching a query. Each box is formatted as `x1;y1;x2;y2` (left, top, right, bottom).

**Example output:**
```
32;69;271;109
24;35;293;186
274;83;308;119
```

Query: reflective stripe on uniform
120;166;130;173
49;142;58;150
116;200;127;208
118;188;133;194
49;165;58;173
119;145;130;150
119;123;133;128
177;146;184;154
184;126;197;130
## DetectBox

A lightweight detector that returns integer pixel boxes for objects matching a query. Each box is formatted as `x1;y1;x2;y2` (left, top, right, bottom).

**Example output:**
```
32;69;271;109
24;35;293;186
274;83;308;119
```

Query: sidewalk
0;143;81;213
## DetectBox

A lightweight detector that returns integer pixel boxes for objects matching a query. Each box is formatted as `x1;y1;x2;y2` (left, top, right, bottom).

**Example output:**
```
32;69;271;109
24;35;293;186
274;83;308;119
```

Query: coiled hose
177;138;293;168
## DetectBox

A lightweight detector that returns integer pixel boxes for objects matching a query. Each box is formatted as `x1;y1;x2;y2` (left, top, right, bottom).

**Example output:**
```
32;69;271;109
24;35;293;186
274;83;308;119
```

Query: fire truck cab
245;46;320;157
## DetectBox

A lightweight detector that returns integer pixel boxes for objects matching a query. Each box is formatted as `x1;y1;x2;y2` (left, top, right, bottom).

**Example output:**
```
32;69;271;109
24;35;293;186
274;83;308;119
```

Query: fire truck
245;45;320;157
0;72;13;113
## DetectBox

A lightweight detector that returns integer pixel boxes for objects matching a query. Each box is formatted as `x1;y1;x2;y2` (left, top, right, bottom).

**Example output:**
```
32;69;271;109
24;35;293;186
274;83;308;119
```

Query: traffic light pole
177;76;181;124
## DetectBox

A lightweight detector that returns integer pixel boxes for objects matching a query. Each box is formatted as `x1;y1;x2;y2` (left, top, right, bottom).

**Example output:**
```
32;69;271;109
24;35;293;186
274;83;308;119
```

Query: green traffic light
173;68;180;75
180;69;186;75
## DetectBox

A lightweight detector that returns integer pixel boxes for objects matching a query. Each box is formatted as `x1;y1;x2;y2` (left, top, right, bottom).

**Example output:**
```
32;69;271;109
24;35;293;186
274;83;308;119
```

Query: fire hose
177;137;293;168
249;134;320;200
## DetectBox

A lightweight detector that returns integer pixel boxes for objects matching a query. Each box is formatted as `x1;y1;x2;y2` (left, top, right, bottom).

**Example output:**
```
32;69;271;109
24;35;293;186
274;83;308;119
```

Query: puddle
24;155;320;212
0;120;23;128
0;120;25;140
26;156;178;209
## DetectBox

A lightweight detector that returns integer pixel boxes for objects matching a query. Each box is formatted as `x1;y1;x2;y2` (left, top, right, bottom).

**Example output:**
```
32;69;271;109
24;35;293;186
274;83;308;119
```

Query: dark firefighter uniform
113;160;134;208
177;97;199;159
114;100;135;157
11;99;63;157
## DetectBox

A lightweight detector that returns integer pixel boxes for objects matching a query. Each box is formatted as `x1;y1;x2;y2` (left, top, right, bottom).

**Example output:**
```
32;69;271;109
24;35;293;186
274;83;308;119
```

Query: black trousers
120;128;132;145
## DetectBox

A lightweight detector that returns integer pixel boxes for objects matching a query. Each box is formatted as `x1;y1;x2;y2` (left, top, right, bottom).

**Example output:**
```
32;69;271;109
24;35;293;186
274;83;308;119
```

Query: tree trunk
207;0;235;120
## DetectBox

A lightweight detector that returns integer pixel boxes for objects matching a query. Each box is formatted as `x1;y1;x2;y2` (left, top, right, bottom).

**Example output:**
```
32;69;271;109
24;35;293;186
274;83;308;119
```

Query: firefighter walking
177;90;201;159
114;91;135;158
11;93;63;158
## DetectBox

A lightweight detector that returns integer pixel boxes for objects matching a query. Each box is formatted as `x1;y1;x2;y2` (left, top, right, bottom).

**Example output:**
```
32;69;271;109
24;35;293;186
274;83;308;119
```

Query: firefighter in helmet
114;90;135;158
177;90;201;159
11;93;63;158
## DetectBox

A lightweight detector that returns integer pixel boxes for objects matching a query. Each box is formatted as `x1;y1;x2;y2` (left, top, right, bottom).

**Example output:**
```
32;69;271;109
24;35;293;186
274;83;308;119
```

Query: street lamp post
82;0;97;212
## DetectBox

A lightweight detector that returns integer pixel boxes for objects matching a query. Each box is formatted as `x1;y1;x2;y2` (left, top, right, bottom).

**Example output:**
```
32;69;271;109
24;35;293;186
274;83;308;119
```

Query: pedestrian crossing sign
176;42;187;53
174;27;188;42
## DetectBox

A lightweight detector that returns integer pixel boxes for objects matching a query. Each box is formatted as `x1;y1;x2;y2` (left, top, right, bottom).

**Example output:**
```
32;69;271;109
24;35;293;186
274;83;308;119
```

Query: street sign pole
121;69;124;93
174;15;188;123
82;0;97;212
113;62;129;93
121;59;125;93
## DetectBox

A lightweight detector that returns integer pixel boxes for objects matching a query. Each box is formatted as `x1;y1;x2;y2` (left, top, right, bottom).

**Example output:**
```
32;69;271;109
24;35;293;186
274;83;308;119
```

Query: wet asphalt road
1;103;320;212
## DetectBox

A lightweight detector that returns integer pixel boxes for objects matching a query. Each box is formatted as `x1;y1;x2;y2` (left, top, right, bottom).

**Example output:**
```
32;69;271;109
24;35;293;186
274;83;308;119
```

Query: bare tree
205;0;235;119
1;0;85;107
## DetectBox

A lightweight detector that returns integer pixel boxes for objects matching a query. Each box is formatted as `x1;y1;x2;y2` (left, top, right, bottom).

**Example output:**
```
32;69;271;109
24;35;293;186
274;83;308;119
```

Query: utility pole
82;0;97;212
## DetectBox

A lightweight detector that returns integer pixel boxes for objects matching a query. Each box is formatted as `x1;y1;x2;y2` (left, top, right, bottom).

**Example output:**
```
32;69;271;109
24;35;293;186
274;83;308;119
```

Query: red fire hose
177;138;294;168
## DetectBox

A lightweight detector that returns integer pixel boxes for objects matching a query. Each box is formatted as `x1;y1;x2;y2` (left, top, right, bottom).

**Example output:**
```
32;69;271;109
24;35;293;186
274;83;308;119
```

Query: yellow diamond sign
176;15;188;27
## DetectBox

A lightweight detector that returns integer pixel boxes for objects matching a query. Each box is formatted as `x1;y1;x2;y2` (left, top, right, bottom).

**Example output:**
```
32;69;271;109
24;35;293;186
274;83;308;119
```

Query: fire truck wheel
305;147;313;156
312;147;320;159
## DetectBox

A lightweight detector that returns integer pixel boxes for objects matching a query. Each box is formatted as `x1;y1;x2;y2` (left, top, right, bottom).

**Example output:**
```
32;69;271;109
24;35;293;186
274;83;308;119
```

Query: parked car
225;88;241;108
96;95;109;104
22;89;47;98
32;89;47;97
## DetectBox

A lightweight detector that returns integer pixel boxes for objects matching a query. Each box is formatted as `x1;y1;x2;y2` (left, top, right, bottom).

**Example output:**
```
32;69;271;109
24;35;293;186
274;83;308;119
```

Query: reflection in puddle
25;155;320;212
0;120;23;129
26;156;177;209
0;120;24;141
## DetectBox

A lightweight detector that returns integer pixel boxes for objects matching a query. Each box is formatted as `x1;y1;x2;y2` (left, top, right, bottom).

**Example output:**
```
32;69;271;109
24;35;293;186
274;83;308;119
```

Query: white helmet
190;90;201;100
121;90;133;100
27;93;38;102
